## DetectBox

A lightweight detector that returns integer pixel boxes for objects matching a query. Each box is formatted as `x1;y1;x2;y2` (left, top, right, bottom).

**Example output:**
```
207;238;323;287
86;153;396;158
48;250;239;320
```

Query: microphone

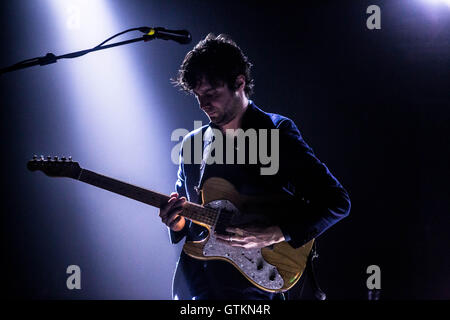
140;27;192;44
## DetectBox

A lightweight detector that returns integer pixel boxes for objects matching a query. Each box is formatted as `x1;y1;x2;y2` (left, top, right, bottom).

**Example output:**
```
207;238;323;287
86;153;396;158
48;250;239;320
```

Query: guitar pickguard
202;200;285;291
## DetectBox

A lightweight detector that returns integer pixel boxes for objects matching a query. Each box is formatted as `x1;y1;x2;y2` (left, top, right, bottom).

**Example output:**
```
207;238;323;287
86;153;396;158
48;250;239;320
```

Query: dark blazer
170;101;350;247
168;101;351;298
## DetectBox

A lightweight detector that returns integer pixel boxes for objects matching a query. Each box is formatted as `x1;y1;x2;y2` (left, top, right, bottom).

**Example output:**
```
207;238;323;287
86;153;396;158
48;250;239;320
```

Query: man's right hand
159;192;186;232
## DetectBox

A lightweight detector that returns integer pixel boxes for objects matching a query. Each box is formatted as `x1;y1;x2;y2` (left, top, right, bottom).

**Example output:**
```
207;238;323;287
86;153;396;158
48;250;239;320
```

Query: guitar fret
182;205;217;227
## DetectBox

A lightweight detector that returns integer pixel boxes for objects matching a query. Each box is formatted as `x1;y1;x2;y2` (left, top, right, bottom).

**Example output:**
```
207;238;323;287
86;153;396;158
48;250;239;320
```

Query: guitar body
183;177;314;293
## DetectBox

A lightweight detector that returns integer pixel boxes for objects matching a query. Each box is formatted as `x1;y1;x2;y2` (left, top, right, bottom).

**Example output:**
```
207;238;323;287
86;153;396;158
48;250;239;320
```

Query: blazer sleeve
276;118;351;248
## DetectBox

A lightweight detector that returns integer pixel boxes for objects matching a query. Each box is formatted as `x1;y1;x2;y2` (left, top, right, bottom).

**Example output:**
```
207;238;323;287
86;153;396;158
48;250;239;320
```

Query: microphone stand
1;31;157;75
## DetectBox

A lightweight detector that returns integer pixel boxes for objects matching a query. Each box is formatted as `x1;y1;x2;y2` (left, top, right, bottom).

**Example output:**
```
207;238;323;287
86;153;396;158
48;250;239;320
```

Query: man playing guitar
159;34;351;300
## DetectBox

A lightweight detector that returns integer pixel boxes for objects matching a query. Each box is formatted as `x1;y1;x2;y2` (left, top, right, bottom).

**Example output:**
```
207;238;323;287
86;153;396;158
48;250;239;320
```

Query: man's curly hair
173;33;254;97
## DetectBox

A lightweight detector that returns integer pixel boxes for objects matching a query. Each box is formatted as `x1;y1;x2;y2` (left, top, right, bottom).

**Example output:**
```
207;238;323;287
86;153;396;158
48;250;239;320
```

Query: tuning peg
32;155;38;161
68;156;73;162
53;156;59;161
47;156;52;161
61;156;67;161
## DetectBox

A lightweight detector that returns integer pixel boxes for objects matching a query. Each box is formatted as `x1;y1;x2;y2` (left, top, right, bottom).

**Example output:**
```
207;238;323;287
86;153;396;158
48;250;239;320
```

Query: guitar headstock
27;155;81;179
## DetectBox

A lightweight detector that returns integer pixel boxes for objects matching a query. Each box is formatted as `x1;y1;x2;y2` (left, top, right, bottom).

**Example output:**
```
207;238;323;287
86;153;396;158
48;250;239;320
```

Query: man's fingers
168;216;182;229
159;196;177;217
166;207;184;225
157;192;187;231
217;227;248;240
215;237;255;249
214;233;231;241
225;227;245;236
215;232;249;242
160;196;185;218
161;198;185;225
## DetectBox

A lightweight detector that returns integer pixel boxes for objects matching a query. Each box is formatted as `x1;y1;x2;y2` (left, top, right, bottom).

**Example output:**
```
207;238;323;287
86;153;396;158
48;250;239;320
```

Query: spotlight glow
46;0;177;299
422;0;450;6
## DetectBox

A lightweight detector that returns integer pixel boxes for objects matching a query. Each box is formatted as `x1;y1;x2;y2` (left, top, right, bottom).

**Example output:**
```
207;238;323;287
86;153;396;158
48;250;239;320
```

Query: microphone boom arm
0;26;190;74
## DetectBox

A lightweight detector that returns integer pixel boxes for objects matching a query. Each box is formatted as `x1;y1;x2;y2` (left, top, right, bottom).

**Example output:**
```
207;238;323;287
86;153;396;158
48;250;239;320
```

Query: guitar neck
77;169;217;227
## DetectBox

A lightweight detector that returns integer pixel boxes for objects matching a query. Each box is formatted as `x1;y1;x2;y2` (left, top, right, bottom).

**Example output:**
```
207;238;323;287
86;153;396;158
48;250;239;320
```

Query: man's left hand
214;226;285;249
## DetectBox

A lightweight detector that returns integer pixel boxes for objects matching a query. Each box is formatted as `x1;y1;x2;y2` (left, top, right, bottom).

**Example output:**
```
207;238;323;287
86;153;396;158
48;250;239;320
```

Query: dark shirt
169;101;351;299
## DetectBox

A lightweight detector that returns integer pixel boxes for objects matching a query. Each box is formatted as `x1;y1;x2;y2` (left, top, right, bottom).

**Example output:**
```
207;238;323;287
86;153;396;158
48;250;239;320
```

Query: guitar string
130;189;219;226
81;171;220;226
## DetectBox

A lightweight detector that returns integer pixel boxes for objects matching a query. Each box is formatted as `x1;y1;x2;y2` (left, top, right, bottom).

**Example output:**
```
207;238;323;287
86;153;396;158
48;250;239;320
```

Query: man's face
193;77;241;127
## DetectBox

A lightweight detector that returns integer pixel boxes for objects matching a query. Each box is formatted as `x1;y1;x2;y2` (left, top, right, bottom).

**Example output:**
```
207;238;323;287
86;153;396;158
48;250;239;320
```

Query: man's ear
234;75;246;91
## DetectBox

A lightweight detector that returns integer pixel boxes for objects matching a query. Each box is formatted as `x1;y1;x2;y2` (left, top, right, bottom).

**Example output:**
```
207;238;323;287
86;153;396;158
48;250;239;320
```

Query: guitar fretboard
78;169;218;227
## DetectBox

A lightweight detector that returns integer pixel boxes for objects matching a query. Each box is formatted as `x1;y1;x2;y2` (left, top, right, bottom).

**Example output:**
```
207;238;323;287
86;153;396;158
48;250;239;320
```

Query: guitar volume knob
269;269;276;281
257;262;263;270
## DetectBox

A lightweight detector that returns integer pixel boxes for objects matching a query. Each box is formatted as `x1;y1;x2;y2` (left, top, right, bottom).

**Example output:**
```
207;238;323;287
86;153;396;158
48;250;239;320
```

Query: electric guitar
27;155;314;292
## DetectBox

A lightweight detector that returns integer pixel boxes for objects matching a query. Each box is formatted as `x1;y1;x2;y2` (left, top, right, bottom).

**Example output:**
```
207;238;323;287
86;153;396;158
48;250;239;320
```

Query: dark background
1;0;449;299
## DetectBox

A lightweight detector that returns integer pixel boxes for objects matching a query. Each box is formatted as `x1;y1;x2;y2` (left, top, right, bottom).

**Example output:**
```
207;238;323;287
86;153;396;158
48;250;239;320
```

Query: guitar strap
195;125;214;195
306;241;327;300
